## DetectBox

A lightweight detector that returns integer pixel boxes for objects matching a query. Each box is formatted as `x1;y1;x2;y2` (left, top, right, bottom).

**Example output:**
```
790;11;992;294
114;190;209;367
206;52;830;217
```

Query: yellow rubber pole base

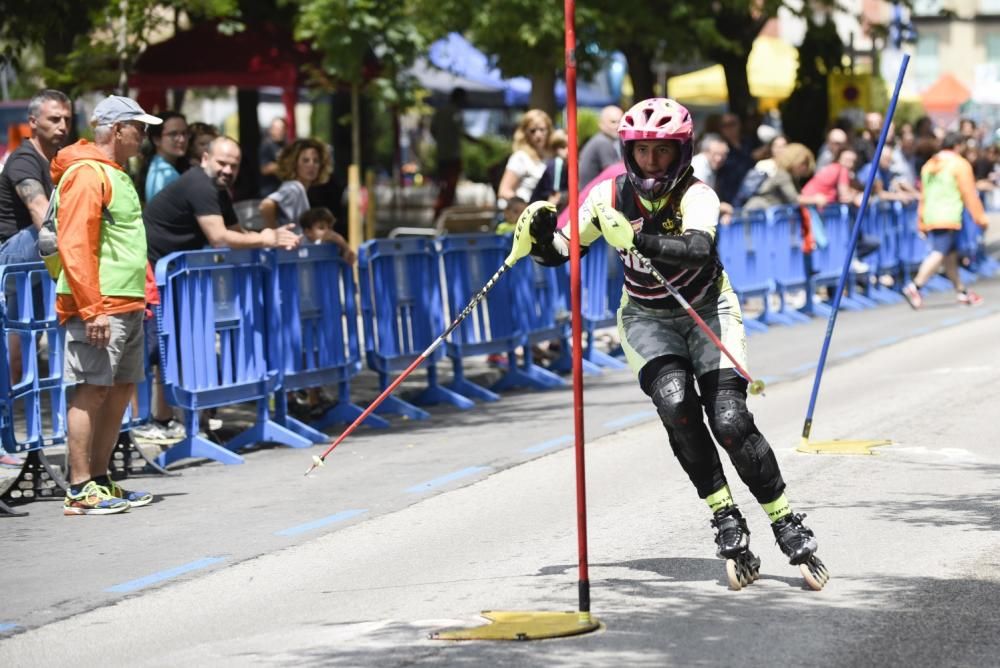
430;610;601;641
797;438;892;455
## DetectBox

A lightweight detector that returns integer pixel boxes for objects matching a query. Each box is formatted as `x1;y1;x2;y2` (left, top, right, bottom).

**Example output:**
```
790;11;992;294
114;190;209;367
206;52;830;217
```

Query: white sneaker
850;259;870;274
131;422;170;442
132;420;185;442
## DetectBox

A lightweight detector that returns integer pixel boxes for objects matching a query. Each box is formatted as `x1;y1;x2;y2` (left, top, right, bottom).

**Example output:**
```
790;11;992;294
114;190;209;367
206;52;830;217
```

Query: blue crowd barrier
961;208;998;278
717;214;773;332
859;201;905;305
358;237;473;419
273;244;388;436
811;203;874;312
576;237;628;366
1;195;994;493
0;263;64;453
763;206;813;321
154;248;312;466
437;234;561;393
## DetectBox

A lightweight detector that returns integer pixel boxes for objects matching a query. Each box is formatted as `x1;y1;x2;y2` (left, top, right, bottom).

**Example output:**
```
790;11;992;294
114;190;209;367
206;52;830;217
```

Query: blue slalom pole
800;54;910;446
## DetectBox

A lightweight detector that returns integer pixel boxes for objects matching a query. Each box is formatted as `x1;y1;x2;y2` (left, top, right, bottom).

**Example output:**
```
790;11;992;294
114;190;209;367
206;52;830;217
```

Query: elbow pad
634;229;713;267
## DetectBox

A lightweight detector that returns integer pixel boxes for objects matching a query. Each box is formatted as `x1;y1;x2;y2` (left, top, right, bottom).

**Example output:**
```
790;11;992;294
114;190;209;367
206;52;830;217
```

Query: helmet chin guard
618;98;695;200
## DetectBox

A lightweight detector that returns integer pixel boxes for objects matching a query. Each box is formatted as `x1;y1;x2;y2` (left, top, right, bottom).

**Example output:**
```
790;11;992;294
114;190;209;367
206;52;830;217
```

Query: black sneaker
771;513;818;565
711;506;750;559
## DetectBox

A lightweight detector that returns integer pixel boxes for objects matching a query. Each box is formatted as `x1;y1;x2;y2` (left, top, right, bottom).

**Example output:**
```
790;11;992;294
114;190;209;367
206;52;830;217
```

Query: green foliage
893;100;926;127
293;0;426;108
30;1;238;94
575;107;600;148
461;135;511;184
417;133;510;185
410;0;607;114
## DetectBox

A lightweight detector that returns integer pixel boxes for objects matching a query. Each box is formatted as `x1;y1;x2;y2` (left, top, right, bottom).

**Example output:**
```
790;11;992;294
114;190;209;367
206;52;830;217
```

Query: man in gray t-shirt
578;105;623;187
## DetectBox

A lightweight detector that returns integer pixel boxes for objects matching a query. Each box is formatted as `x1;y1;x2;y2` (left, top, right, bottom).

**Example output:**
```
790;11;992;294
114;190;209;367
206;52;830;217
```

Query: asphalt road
2;253;1000;666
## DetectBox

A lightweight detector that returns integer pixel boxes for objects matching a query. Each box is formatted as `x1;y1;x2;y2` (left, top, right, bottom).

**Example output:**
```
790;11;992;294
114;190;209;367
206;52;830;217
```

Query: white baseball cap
90;95;163;127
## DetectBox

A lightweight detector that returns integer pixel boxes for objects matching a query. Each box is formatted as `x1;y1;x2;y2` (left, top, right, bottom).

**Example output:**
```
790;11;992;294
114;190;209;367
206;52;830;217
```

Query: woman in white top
497;109;554;207
260;138;332;231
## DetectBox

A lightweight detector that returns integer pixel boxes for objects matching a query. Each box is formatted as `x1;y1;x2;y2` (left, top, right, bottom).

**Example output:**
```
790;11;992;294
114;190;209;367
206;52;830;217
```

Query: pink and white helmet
618;98;695;200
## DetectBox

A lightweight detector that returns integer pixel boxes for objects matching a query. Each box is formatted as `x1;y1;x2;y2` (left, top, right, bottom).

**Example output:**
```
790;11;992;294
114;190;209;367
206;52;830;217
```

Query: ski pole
628;247;765;396
800;54;910;445
305;204;542;476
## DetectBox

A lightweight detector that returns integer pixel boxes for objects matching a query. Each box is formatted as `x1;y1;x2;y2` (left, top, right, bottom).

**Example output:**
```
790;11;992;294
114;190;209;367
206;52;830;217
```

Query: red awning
920;72;971;112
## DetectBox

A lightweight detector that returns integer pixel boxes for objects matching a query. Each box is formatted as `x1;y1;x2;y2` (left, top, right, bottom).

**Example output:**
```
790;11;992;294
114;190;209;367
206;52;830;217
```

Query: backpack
37;161;114;280
731;168;768;210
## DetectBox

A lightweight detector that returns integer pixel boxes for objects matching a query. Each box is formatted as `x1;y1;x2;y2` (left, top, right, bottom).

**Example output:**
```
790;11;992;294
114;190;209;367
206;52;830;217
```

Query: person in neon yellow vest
902;132;990;309
50;95;161;516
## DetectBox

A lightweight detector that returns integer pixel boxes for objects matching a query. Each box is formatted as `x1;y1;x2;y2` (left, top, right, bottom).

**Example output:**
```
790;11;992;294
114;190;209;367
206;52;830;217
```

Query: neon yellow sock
705;485;735;514
762;494;791;522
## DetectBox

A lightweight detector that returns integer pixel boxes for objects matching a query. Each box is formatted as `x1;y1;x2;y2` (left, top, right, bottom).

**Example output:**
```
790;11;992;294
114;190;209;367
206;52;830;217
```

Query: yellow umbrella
668;36;799;106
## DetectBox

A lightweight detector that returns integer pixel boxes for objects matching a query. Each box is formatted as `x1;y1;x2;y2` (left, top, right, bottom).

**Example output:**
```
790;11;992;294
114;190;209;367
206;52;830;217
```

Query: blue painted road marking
405;466;491;493
603;411;657;429
275;509;368;537
105;557;226;593
788;362;817;375
522;435;573;453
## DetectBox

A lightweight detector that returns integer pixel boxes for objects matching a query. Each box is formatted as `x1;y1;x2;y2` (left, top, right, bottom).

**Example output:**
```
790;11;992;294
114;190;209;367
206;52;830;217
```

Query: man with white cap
50;94;161;515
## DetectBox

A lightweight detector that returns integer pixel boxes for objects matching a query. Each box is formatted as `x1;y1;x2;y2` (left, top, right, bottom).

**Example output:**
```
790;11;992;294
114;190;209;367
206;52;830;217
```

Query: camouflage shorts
617;287;748;380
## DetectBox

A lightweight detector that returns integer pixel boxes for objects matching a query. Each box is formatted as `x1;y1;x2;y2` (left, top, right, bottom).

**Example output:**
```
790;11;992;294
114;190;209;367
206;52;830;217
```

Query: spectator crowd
0;87;997;514
0;90;356;512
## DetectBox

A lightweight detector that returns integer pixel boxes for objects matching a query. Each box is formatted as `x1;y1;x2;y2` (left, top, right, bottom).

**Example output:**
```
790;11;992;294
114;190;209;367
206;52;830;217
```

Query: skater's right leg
642;356;727;499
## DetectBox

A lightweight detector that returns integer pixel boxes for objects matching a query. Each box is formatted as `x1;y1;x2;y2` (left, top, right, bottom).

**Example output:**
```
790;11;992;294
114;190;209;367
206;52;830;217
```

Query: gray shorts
617;285;748;380
63;310;146;386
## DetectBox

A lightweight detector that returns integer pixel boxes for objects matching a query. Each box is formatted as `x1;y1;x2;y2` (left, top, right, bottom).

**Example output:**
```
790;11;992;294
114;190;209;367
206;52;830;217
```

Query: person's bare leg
66;384;110;485
153;373;173;422
912;250;944;287
942;251;964;292
89;382;136;479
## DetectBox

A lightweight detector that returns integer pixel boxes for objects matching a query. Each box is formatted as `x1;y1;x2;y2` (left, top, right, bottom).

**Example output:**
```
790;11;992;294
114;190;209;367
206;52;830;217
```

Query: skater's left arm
629;181;719;268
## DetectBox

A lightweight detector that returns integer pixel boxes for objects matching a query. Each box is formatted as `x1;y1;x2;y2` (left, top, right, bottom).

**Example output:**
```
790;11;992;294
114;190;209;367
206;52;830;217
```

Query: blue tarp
427;33;618;109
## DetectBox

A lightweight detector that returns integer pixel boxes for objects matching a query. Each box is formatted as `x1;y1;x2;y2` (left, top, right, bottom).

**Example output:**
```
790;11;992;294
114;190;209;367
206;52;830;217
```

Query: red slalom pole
564;0;591;615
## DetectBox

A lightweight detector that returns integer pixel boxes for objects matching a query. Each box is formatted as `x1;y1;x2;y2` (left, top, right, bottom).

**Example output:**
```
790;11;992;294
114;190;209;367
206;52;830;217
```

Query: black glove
526;201;558;244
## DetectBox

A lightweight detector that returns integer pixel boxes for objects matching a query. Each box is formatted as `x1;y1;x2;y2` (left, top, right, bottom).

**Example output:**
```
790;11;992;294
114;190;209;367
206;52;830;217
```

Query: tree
780;17;845;152
0;1;237;95
412;0;606;117
293;0;427;244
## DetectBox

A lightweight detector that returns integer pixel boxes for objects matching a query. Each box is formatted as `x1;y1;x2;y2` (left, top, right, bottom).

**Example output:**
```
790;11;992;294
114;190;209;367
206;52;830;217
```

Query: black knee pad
647;362;723;497
649;368;702;431
706;389;784;501
706;390;755;449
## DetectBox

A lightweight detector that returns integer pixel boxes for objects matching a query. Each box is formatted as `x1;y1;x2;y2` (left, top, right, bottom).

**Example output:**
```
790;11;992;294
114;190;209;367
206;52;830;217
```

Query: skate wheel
725;559;743;591
726;552;761;591
800;556;830;591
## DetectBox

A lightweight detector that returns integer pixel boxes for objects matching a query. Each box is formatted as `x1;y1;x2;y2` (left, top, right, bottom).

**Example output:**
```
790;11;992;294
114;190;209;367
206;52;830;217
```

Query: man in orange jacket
903;132;989;309
53;95;162;515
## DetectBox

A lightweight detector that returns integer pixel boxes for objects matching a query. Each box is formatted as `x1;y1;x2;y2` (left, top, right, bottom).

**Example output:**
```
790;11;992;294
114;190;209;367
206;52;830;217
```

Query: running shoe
99;478;153;508
957;290;983;306
902;282;922;310
132;419;184;443
63;481;130;516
